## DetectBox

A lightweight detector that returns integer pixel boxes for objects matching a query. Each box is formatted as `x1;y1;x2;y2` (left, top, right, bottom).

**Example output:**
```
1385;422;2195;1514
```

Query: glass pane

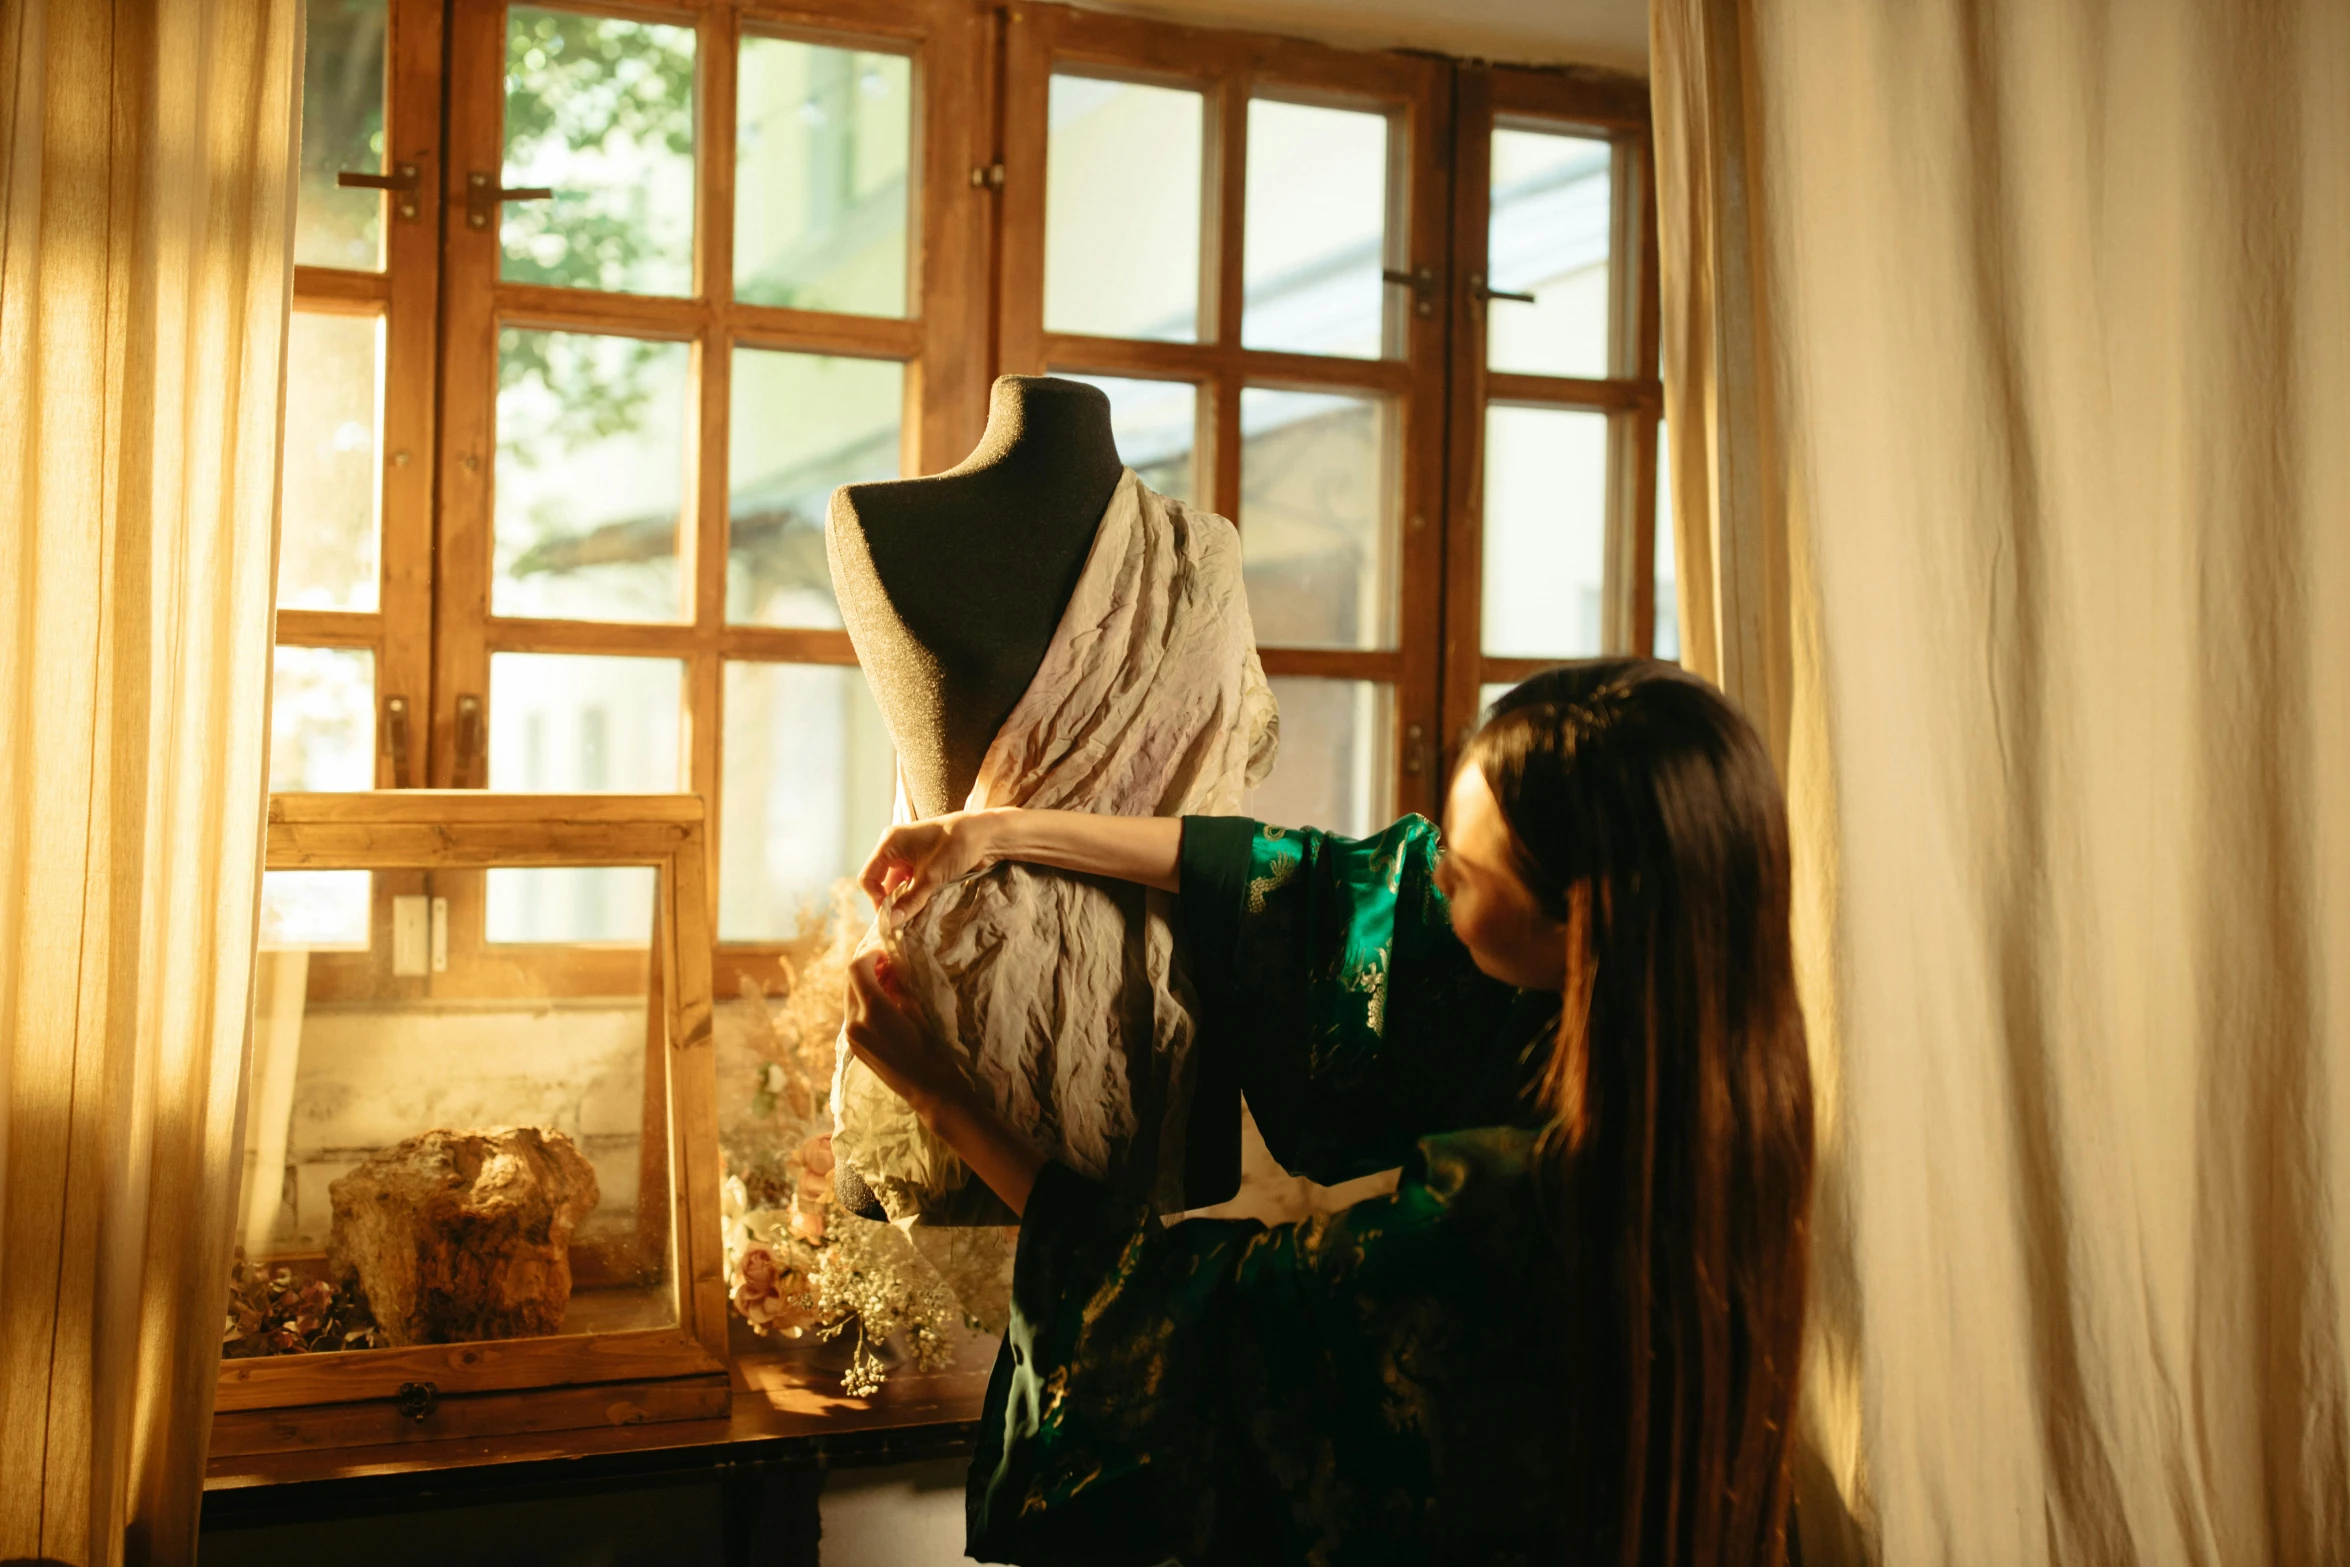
1243;99;1391;359
1046;77;1203;342
720;662;896;942
488;866;658;944
1059;374;1198;504
736;39;911;317
1478;680;1518;715
1481;405;1608;658
1487;129;1612;378
278;312;383;612
271;645;375;792
728;351;904;629
232;873;672;1353
1238;389;1397;649
495;329;690;623
488;653;685;792
258;870;372;949
502;8;698;297
295;0;387;271
1242;677;1393;837
1654;420;1678;660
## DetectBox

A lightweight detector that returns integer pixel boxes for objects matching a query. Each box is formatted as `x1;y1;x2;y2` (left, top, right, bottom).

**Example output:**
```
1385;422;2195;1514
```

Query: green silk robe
967;815;1572;1566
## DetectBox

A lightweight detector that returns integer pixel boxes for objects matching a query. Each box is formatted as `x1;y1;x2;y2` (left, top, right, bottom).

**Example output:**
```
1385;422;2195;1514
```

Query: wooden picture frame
211;792;728;1457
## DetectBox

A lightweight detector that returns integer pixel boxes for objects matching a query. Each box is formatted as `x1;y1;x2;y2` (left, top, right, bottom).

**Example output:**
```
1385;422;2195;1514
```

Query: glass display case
211;793;727;1456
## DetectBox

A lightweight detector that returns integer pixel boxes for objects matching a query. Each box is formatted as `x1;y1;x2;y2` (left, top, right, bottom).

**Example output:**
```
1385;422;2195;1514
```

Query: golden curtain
1654;1;2350;1562
0;0;299;1560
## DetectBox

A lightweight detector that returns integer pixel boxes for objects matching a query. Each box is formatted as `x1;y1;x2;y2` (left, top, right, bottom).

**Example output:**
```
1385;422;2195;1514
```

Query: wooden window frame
272;3;1663;975
1438;64;1662;772
276;0;446;788
429;0;992;984
995;4;1454;819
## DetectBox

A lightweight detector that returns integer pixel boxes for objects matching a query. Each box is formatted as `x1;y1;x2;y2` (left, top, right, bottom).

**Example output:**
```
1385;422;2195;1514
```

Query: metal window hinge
1381;265;1437;318
969;162;1005;189
338;163;422;222
466;171;555;230
1404;723;1431;777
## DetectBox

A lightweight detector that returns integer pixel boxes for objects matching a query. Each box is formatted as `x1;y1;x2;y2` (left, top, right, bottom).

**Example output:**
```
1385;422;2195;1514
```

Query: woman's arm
859;809;1181;923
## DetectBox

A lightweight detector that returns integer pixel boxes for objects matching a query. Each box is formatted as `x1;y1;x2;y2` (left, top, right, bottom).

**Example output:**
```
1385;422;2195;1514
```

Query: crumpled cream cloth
831;469;1277;1221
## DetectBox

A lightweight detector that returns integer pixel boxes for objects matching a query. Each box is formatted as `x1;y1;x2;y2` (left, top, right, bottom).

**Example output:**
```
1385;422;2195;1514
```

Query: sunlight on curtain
0;1;301;1560
1653;1;2350;1562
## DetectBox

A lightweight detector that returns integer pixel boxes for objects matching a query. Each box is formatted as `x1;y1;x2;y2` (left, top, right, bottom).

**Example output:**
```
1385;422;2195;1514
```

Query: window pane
1478;680;1519;715
1242;678;1393;838
487;866;657;944
1059;375;1198;505
728;351;904;629
1487;130;1611;379
1243;100;1392;359
720;662;896;942
296;0;387;271
1480;405;1608;658
277;312;383;611
1654;420;1678;660
502;8;697;297
495;329;690;623
1046;77;1203;342
1239;389;1397;650
271;645;375;792
487;653;685;791
258;870;372;949
736;39;911;317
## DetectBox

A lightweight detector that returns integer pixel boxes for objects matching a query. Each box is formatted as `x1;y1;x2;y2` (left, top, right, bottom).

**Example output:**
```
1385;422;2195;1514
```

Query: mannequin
827;375;1123;821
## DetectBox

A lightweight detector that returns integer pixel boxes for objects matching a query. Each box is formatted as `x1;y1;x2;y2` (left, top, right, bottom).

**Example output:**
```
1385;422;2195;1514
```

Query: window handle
465;172;555;230
383;695;412;789
1381;265;1437;319
452;693;483;788
1470;273;1539;306
338;163;423;222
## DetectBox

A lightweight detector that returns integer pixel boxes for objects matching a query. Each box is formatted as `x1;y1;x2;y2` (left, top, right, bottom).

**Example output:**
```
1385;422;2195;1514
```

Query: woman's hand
842;948;1046;1216
843;950;969;1118
858;810;1009;926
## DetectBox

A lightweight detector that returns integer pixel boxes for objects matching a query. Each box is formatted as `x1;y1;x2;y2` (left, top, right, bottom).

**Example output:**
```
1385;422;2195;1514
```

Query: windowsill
200;1318;999;1500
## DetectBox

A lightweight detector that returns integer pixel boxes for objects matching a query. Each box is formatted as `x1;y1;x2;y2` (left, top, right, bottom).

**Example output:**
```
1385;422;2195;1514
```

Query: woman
846;660;1815;1566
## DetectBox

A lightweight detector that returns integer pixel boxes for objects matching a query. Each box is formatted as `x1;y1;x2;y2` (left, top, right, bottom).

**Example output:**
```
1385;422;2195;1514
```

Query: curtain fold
0;0;299;1560
1652;2;2350;1563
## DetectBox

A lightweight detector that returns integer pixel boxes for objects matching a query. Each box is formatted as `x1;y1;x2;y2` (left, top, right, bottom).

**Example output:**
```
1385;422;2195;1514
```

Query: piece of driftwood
330;1126;600;1346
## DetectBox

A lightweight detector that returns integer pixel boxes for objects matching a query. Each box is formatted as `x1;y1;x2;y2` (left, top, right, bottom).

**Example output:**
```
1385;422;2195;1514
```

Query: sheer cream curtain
0;0;300;1560
1653;2;2350;1563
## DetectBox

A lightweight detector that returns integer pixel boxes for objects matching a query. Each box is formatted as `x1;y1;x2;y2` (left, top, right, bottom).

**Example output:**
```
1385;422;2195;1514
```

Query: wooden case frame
212;792;729;1457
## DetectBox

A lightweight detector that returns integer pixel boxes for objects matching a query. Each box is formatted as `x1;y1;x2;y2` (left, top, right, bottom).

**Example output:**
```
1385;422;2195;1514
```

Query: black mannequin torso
827;376;1123;818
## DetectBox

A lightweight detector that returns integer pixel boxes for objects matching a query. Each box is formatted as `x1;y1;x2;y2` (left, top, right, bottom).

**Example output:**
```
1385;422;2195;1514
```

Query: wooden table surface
202;1322;1001;1495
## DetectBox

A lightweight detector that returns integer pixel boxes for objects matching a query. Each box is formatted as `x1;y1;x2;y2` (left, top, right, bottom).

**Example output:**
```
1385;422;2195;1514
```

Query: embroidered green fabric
967;816;1569;1566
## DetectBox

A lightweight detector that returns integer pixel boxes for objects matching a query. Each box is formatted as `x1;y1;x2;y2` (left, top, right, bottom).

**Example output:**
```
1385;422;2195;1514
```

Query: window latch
1470;273;1538;306
384;695;412;789
1381;266;1437;318
466;172;555;231
337;163;422;222
452;694;483;788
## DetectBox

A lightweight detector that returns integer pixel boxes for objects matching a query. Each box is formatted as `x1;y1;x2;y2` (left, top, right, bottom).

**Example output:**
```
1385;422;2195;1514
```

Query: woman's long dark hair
1463;660;1813;1567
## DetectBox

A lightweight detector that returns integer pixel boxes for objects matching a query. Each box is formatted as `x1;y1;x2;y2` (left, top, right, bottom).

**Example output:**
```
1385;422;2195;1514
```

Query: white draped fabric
0;0;299;1559
1653;2;2350;1561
